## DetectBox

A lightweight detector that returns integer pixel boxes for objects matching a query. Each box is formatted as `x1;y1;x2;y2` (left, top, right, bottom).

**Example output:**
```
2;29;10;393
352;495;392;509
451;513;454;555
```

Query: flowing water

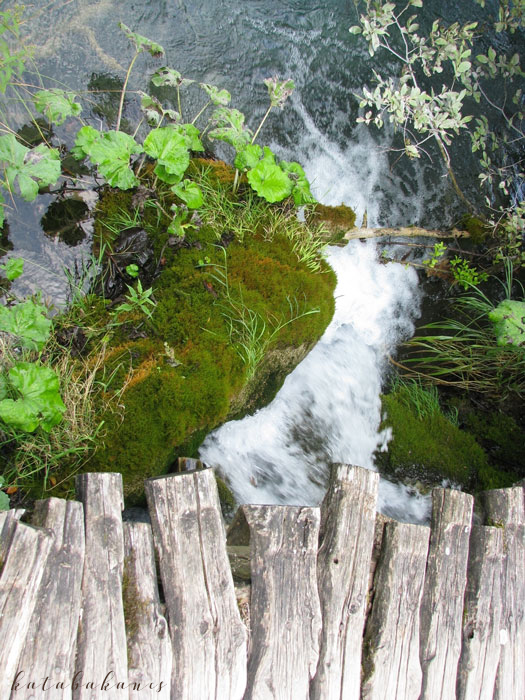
2;0;502;520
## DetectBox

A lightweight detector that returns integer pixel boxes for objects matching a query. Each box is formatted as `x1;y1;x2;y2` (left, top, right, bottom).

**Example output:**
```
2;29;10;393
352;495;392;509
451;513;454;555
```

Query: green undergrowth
66;161;337;502
376;379;516;492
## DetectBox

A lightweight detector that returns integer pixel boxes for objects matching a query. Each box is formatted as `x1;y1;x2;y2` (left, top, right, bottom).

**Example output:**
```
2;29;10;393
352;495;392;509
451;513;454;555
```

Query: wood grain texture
419;488;474;700
123;522;172;698
361;521;430;700
310;464;379;700
456;525;503;700
0;517;53;698
145;469;247;700
483;486;525;700
243;505;322;700
74;473;127;700
10;499;85;700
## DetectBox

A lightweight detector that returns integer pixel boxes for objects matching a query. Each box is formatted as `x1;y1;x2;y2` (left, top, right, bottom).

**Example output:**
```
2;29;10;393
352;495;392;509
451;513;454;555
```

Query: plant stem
116;52;139;132
191;100;211;125
251;105;273;145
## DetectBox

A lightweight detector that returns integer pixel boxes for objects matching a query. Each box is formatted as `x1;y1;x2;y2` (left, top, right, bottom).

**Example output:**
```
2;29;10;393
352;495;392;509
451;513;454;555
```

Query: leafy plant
0;362;66;433
33;89;82;126
72;126;143;189
0;297;52;351
115;279;156;320
449;256;488;289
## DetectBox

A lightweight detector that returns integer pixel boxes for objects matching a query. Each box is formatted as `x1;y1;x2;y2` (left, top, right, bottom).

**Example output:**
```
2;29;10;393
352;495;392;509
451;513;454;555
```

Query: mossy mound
460;214;489;244
79;166;337;502
375;391;511;491
308;202;356;244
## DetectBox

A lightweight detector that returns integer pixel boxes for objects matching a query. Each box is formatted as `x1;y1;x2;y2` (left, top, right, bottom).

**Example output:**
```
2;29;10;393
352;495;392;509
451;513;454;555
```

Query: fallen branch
344;227;470;241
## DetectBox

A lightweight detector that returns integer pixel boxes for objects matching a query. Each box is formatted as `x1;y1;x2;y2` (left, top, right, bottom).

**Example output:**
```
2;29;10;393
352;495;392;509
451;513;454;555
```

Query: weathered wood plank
0;518;53;699
361;521;430;700
419;488;474;700
145;469;247;700
456;525;503;700
123;522;172;698
74;473;127;699
243;505;322;700
310;464;379;700
483;486;525;700
10;498;85;699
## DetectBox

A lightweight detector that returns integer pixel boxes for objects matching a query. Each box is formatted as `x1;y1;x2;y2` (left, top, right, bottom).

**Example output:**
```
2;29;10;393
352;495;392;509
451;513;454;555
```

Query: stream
1;0;508;521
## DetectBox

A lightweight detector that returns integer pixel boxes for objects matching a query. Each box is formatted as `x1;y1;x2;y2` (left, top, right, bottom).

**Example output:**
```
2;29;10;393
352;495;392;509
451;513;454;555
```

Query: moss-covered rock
376;391;501;490
308;202;356;244
80;164;337;502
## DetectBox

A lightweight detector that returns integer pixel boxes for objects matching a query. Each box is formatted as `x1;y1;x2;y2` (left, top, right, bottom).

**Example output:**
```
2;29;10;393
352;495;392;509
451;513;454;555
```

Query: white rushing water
200;239;432;524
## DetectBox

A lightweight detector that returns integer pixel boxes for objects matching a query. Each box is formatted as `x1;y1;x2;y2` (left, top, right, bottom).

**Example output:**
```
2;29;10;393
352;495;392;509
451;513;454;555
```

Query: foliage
72;126;143;189
0;6;29;93
400;264;525;398
115;280;156;320
488;299;525;346
0;296;52;351
33;89;82;126
349;0;525;265
0;476;9;510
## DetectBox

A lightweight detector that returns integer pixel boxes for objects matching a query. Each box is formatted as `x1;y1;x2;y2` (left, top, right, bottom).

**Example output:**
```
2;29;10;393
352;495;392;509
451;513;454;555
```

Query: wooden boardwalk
0;463;523;699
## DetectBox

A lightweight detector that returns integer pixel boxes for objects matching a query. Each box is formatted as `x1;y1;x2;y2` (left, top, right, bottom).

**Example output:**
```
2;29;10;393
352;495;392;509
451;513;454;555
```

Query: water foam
200;240;431;524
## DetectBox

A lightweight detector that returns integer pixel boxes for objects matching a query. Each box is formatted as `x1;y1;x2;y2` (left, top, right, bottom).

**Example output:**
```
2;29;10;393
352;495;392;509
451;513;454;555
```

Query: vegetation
0;12;337;505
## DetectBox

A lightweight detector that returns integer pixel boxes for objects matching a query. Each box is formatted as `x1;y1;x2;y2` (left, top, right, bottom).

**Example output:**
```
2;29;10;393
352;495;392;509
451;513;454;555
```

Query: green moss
460;214;489;244
308;202;356;240
82;169;336;503
215;476;236;521
376;392;491;489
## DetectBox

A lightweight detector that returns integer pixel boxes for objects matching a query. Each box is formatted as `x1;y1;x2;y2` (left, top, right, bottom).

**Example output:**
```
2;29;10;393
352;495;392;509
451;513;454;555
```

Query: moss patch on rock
79;162;337;502
375;389;513;491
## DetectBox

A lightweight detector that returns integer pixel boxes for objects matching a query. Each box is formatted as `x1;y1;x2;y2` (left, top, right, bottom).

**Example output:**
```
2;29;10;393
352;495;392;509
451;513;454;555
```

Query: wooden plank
456;525;503;700
0;518;53;698
361;521;430;700
145;468;247;700
74;473;127;699
419;488;474;700
243;505;322;700
483;486;525;700
310;464;379;700
123;522;172;698
11;498;85;699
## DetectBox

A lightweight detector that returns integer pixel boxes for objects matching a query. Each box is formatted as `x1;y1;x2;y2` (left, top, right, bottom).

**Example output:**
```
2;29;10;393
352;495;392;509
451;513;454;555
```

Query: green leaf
143;127;190;183
208;107;252;150
33;88;82;125
72;127;143;190
0;362;66;433
234;144;262;171
171;179;203;209
171;123;204;152
488;300;525;347
0;256;23;280
151;66;193;88
349;25;362;35
0;298;52;350
247;148;293;203
199;83;231;106
0;134;61;201
119;23;164;57
264;77;295;108
279;160;316;205
0;487;9;511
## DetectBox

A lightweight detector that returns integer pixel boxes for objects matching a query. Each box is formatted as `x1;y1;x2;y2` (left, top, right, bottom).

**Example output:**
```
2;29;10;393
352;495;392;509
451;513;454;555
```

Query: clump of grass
398;263;525;400
389;375;459;426
0;332;128;500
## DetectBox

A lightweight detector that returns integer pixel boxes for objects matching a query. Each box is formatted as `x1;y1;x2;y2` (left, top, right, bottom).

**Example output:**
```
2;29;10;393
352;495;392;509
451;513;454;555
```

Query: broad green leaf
171;179;203;209
208;107;252;150
0;362;66;432
349;25;362;35
143;127;190;182
171;123;204;152
72;127;143;190
0;484;9;510
0;298;52;350
34;88;82;125
247;149;293;203
199;83;231;106
151;66;193;88
264;77;295;108
0;134;61;201
119;23;164;57
0;256;23;280
234;144;262;171
280;160;316;205
488;300;525;346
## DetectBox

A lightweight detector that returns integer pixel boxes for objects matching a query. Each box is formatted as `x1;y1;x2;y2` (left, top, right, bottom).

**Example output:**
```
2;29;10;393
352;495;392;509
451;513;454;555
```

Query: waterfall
200;239;432;524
